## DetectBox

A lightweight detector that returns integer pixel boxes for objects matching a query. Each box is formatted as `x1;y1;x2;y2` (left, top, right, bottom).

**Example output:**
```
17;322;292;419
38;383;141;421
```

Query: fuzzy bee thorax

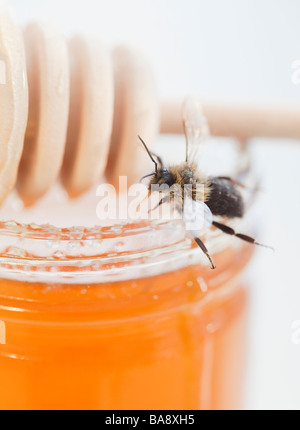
148;162;210;203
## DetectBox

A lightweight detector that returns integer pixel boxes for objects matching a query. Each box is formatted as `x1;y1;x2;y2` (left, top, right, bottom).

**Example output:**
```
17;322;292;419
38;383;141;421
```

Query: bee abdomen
205;178;244;218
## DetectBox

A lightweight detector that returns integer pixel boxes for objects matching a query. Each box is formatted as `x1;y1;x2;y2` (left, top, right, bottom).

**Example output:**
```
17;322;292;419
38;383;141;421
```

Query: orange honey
0;219;252;410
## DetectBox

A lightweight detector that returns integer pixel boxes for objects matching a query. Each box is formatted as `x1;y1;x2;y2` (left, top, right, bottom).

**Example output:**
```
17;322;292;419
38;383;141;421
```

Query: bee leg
139;173;155;183
212;221;273;250
148;195;170;213
136;189;152;211
194;237;216;270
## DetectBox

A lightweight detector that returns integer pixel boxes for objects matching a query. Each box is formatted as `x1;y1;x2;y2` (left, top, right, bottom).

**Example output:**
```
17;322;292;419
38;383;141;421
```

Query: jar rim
0;217;209;283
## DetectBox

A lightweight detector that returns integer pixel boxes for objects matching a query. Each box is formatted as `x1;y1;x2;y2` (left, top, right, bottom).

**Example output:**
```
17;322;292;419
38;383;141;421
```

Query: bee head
139;166;174;187
150;167;174;187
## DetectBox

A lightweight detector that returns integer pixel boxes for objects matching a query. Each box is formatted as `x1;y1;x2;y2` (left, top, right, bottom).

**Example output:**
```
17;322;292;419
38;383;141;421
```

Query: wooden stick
160;100;300;141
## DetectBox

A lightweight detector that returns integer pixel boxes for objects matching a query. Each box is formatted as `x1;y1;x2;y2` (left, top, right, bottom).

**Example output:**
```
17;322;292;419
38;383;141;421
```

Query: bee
139;98;270;269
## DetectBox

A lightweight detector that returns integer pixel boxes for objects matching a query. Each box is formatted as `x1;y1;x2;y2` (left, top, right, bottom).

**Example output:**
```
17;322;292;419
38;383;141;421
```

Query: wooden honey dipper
0;9;299;207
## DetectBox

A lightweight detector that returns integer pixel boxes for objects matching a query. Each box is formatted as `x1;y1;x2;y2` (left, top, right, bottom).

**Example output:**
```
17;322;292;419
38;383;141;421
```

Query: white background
9;0;300;409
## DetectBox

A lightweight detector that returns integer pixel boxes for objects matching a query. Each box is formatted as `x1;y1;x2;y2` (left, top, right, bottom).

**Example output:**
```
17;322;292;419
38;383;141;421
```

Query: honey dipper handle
160;100;300;141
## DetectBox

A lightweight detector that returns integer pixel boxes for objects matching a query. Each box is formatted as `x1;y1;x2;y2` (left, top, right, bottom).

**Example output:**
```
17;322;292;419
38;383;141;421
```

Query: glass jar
0;211;253;410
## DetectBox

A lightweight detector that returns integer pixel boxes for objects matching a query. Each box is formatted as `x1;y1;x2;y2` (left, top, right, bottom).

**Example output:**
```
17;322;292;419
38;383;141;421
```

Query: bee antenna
138;135;158;174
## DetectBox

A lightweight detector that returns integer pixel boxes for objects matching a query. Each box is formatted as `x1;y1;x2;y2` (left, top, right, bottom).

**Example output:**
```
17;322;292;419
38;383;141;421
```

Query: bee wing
183;198;213;238
182;97;210;165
